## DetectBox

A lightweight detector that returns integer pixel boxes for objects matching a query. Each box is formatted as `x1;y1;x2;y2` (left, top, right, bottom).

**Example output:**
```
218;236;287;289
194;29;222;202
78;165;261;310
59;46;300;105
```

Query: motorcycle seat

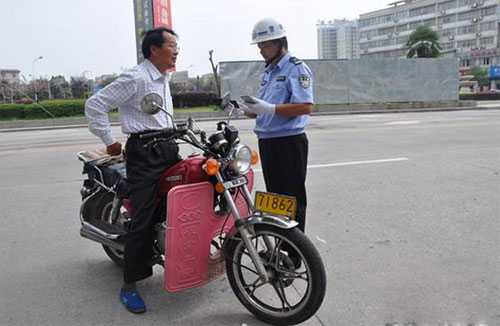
77;149;124;166
79;149;129;197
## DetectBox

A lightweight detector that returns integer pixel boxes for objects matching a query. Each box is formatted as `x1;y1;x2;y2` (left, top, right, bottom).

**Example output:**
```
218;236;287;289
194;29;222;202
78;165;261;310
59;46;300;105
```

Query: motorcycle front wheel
225;224;326;326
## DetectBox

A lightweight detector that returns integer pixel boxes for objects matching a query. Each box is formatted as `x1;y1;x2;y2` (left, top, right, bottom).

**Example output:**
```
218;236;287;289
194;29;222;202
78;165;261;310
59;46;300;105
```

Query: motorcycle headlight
229;144;252;175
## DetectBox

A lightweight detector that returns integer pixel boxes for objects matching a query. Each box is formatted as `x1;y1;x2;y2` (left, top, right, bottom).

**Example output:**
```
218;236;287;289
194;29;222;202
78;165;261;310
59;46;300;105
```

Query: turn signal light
251;150;259;165
215;182;225;193
204;158;220;176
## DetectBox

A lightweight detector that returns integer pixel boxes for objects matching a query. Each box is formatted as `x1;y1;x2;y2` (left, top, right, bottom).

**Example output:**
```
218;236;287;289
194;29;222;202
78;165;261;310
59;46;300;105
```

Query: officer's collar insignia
298;74;311;89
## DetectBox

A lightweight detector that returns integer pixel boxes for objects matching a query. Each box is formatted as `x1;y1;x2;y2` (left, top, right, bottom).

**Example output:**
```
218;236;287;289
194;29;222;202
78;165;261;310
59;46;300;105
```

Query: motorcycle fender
225;214;299;240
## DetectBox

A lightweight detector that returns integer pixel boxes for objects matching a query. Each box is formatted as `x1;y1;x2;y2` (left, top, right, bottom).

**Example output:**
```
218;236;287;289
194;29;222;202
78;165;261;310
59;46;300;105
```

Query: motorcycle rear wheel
225;224;326;326
84;192;125;267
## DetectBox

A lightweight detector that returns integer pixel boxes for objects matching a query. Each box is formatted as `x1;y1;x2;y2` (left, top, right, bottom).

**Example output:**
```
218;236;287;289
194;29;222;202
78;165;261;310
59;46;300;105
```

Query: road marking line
477;102;500;108
308;157;409;169
385;120;421;125
253;157;409;172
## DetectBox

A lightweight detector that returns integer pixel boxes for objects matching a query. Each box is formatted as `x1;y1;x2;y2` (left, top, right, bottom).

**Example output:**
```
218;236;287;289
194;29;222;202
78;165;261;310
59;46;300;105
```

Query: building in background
317;19;360;59
0;69;21;84
133;0;173;63
357;0;500;67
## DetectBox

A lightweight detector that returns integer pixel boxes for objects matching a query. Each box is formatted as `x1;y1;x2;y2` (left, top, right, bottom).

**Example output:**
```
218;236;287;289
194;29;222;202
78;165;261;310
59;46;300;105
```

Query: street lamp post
32;56;43;102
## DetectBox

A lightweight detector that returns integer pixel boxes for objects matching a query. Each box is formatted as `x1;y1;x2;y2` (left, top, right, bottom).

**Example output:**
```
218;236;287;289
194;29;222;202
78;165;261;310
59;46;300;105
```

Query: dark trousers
258;133;308;232
123;136;180;283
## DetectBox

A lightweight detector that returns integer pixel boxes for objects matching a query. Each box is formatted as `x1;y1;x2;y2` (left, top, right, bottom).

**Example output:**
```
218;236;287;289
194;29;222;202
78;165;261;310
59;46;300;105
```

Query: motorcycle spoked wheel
224;224;326;326
84;192;126;267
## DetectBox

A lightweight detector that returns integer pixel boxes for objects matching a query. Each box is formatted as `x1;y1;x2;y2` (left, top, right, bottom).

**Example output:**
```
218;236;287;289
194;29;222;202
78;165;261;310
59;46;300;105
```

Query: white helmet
251;18;287;44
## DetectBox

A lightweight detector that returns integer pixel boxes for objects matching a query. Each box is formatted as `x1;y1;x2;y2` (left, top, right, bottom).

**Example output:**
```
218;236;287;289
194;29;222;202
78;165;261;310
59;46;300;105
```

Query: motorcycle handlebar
137;118;203;141
138;127;176;140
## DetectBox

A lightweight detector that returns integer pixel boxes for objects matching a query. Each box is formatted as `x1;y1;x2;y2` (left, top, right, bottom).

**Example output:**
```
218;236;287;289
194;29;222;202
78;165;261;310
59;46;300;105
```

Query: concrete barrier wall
219;58;459;105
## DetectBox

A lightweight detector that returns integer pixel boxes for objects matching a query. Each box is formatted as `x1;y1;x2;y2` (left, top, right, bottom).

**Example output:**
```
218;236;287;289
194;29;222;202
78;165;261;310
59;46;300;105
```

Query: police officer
85;27;180;314
240;18;314;258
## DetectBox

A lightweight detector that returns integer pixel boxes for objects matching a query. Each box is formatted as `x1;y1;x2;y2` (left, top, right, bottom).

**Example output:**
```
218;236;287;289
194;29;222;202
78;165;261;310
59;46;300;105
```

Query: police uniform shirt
85;59;174;146
255;52;314;139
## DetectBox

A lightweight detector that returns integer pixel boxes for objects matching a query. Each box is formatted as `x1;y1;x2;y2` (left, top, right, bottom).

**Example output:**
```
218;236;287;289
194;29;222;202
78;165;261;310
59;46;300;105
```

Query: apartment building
0;69;21;84
317;19;360;59
358;0;500;67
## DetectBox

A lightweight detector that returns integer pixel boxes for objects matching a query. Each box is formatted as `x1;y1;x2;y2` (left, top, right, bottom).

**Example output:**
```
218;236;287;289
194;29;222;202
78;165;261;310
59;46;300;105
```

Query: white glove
239;97;276;116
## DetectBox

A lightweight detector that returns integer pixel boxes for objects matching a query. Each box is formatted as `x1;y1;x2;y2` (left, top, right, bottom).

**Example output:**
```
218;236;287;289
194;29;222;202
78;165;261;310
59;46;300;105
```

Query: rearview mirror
141;93;164;115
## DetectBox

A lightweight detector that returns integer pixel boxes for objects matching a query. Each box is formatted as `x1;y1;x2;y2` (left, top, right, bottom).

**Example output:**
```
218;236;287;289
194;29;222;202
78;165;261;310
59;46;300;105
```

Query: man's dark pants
258;133;308;232
124;135;179;283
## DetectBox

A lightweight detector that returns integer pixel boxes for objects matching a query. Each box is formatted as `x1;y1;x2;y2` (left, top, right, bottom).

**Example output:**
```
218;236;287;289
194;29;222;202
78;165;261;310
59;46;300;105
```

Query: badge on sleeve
298;75;311;89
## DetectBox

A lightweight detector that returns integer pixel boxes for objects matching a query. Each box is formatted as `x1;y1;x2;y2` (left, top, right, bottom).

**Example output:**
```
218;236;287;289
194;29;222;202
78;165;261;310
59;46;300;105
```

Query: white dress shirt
85;59;174;146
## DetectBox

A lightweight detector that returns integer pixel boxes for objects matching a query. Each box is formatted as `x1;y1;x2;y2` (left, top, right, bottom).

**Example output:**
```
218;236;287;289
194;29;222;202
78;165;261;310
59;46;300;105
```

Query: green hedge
0;93;221;120
0;99;85;120
173;92;219;108
459;93;500;101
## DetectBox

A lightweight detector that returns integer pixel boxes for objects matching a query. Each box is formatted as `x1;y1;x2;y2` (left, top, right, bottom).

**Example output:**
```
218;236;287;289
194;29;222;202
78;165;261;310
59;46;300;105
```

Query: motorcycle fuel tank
158;154;209;194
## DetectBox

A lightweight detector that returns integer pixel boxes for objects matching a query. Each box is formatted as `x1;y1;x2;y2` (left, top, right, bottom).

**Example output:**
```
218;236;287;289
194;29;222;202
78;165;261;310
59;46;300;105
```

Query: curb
1;105;499;133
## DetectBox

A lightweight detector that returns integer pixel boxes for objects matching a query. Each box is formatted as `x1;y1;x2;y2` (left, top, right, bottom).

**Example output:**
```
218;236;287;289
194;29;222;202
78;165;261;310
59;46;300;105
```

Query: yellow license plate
254;191;297;219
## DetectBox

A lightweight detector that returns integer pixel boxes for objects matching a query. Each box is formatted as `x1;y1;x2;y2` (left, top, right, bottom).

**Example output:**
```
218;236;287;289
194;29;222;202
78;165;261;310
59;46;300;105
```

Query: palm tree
406;26;442;58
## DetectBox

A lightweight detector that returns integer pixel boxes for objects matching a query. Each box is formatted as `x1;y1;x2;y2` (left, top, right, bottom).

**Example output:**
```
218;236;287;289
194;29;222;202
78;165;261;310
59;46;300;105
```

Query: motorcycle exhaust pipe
80;225;125;252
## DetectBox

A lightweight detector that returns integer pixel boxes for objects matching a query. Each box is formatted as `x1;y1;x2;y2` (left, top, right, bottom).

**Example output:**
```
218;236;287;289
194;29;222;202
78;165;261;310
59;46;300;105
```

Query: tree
48;76;71;99
198;74;217;93
470;67;489;87
208;50;221;97
70;77;87;99
0;80;9;103
406;26;442;58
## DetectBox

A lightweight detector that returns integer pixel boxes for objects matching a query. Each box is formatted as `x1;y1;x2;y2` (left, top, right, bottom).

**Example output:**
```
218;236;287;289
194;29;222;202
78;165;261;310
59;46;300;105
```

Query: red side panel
164;171;254;292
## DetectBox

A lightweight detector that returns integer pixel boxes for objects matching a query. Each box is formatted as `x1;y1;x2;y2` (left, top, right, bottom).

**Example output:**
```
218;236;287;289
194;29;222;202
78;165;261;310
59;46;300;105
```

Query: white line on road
253;157;409;172
384;120;421;125
307;157;409;169
476;102;500;108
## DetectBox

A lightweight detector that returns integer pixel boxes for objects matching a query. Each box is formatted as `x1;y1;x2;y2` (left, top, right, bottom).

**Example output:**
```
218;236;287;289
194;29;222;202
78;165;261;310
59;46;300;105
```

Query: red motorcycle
77;93;326;325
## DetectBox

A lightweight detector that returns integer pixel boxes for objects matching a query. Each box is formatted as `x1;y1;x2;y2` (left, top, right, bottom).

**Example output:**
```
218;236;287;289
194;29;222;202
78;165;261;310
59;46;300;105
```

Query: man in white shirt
85;27;180;314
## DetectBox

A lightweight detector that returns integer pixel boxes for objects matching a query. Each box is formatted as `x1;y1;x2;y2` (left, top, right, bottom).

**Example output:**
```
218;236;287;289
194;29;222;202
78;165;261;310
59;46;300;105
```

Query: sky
0;0;391;80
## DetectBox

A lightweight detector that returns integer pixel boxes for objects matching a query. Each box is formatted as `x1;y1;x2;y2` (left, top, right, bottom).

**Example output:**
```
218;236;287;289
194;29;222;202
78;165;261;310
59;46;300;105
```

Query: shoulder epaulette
289;57;303;65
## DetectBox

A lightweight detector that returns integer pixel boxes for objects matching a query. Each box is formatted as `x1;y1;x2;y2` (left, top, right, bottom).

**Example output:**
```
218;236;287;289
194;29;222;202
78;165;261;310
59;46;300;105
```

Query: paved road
1;110;499;326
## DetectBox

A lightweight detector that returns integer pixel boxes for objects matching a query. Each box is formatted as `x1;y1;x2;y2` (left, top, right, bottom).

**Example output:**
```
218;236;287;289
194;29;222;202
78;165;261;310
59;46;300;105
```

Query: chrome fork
217;173;270;282
240;182;275;253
